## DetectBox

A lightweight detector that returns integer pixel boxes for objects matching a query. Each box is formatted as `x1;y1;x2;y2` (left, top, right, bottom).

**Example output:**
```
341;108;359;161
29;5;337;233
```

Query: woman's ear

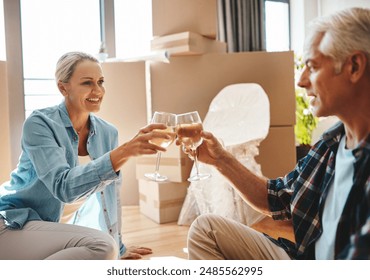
348;51;367;83
57;81;68;96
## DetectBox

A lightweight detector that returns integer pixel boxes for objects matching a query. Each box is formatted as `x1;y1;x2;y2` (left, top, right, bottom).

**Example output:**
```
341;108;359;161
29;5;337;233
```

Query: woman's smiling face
61;59;105;114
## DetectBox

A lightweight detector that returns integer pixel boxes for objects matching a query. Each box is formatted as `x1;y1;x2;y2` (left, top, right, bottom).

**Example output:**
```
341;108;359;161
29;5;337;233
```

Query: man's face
297;35;351;118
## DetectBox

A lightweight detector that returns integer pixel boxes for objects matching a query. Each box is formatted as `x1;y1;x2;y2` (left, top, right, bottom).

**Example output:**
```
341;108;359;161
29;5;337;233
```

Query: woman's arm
22;114;118;203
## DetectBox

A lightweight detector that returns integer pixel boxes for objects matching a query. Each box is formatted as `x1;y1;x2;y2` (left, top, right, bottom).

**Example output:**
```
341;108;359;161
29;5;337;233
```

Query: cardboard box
256;126;297;178
150;51;295;127
152;0;218;38
151;32;227;56
99;61;148;205
138;179;189;224
136;144;193;182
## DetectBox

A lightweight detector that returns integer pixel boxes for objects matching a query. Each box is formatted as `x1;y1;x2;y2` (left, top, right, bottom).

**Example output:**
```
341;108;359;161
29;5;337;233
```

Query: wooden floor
121;206;295;260
121;206;189;260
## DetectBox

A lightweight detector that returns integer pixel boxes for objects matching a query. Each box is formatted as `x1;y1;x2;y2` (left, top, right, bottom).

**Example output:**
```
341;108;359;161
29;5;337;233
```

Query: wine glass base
188;173;211;182
144;173;168;182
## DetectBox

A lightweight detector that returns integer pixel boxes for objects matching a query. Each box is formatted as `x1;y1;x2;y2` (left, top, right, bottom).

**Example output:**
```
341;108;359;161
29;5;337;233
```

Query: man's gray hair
304;7;370;73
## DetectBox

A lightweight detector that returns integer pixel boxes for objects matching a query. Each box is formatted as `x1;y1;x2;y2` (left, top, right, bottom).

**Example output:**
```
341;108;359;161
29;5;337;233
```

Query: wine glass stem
193;149;200;176
155;152;162;174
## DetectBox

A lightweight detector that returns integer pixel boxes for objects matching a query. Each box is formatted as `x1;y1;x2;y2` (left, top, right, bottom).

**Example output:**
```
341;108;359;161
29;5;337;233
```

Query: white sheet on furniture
178;83;269;226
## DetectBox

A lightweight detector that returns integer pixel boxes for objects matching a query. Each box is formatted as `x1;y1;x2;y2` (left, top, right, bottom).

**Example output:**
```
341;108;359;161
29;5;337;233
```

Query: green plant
294;54;318;145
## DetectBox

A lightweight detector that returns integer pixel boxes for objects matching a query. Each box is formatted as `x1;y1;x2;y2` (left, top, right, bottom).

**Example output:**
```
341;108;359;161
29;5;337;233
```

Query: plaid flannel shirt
267;122;370;259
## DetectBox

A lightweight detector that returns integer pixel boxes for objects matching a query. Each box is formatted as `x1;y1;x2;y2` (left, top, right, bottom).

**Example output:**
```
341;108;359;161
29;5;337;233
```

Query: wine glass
144;111;177;182
176;111;211;182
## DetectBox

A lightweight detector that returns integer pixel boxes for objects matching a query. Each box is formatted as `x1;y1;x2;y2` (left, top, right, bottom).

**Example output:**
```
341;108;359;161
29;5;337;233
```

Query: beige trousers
187;214;291;260
0;219;118;260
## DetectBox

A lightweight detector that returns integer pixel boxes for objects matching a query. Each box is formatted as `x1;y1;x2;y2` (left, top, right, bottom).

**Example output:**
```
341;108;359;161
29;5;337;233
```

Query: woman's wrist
110;145;129;172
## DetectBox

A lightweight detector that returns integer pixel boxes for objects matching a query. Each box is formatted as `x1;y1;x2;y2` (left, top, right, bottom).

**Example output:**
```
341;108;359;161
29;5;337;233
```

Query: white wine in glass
144;112;176;182
176;111;211;182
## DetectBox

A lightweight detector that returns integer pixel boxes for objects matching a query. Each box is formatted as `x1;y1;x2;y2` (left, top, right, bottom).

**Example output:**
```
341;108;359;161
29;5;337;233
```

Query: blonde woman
0;52;170;259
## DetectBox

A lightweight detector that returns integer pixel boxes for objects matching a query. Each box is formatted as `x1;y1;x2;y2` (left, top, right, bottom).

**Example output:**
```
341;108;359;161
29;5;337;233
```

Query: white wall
320;0;370;15
290;0;319;54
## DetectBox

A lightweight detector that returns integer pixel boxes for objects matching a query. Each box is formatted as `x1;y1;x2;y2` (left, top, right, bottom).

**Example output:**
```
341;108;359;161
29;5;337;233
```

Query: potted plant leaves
294;54;318;161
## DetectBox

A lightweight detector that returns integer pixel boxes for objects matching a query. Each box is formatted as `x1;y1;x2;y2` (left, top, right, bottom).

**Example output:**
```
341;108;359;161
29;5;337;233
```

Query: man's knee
189;214;219;239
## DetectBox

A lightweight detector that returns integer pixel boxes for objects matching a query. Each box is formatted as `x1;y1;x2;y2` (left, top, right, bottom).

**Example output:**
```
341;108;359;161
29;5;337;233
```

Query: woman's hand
110;123;172;172
120;246;153;260
127;123;170;156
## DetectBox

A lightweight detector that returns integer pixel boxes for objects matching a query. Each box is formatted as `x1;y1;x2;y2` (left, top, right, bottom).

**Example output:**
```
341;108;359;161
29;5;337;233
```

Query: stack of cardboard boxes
149;0;296;180
99;0;296;224
137;0;228;224
136;144;192;224
151;0;225;56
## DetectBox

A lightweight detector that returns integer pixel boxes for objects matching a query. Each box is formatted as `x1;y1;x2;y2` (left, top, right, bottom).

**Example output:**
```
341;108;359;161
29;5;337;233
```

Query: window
114;0;152;58
20;0;101;117
19;0;153;117
265;0;290;51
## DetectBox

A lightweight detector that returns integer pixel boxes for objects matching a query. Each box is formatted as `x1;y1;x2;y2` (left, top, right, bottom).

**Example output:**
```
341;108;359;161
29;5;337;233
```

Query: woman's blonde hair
55;51;99;83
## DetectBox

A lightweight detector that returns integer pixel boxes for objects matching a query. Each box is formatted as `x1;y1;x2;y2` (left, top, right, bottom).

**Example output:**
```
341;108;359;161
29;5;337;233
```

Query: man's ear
348;51;367;83
57;81;68;96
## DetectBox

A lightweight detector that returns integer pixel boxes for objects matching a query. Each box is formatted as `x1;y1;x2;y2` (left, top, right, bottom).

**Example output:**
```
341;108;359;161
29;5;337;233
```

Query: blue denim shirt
0;102;126;257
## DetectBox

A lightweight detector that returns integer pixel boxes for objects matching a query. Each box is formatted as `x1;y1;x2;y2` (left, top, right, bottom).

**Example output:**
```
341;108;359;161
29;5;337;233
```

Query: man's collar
322;121;344;147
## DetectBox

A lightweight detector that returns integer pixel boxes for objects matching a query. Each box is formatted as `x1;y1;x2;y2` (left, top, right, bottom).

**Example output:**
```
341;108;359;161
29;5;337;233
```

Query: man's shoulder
311;121;344;150
322;121;344;139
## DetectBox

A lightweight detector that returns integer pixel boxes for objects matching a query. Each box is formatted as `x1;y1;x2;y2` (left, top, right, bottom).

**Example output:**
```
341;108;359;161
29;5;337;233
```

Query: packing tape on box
137;157;188;166
154;198;185;208
139;193;185;209
139;193;147;202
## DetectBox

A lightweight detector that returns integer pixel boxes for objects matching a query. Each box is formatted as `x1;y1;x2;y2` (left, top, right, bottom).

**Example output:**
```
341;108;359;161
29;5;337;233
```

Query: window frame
3;0;111;167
